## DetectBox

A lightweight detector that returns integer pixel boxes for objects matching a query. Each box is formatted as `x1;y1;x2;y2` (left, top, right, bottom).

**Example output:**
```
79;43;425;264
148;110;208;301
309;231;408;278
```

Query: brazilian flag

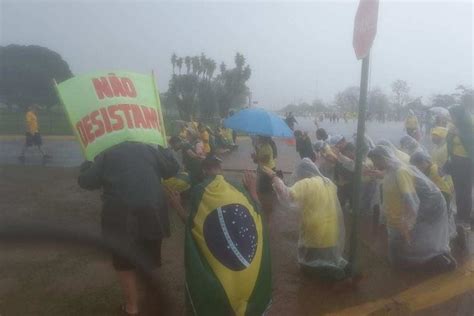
185;175;272;316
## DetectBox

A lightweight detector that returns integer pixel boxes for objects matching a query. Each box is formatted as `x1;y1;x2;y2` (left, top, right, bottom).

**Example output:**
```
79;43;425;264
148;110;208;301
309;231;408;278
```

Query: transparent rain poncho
409;151;457;240
399;135;426;156
328;134;344;146
368;146;451;267
313;140;336;180
335;134;376;172
336;134;380;213
377;139;411;164
430;127;449;167
273;158;347;278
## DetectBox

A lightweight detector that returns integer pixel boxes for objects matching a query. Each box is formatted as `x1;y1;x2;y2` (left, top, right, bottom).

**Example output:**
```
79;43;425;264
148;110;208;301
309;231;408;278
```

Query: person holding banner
78;141;179;315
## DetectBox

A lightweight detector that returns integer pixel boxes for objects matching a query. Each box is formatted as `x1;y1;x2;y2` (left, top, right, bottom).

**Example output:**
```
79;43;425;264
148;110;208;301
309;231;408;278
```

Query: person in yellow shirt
263;158;348;280
410;152;453;204
367;145;455;271
19;104;50;162
430;127;449;167
410;151;457;241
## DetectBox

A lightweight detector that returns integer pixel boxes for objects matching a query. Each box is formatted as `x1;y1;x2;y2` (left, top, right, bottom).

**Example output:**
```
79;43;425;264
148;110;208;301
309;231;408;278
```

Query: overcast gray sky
1;0;472;109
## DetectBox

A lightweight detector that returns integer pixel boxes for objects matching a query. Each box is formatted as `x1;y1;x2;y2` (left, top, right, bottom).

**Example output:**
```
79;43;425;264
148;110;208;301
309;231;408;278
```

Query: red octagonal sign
353;0;379;60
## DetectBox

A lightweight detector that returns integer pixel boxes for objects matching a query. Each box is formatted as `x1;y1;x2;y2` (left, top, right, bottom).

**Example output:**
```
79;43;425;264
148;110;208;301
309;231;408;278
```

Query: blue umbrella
223;108;293;138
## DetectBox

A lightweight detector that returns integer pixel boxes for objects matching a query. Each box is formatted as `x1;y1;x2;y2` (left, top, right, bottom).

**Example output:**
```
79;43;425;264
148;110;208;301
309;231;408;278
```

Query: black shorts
25;132;42;147
112;239;162;271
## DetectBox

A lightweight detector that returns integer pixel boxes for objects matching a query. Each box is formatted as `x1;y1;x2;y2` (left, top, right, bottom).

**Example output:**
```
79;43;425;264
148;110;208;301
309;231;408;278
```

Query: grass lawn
0;111;72;135
0;111;180;136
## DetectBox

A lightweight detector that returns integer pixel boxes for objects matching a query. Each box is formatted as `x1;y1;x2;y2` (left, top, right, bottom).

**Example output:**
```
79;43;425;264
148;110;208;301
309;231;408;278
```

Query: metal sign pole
348;51;371;276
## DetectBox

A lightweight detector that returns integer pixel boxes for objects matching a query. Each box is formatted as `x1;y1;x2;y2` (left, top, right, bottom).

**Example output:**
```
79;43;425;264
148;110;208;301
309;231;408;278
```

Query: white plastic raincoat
368;146;451;267
399;135;426;156
273;158;347;278
377;140;411;164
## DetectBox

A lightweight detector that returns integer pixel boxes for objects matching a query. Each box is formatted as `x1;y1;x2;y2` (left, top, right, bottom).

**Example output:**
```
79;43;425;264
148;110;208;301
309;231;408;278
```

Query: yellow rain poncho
163;172;191;193
430;127;449;166
368;146;451;267
431;126;448;139
405;110;419;129
400;135;425;156
427;164;453;198
377;140;411;164
273;158;347;279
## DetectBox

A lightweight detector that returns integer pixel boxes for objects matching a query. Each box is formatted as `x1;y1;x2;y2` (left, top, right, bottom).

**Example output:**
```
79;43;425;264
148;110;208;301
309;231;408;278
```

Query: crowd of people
73;103;472;315
289;104;472;274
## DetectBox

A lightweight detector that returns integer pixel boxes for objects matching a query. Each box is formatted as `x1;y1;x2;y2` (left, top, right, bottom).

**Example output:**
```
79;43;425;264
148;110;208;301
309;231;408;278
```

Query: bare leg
19;145;28;162
117;270;140;314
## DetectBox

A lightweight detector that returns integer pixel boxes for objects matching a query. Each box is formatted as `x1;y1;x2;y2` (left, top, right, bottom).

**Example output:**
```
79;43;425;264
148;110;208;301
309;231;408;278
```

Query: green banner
56;71;166;160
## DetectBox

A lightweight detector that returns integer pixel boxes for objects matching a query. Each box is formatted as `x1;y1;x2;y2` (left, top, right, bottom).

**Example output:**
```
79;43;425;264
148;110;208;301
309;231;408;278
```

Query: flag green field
185;175;272;316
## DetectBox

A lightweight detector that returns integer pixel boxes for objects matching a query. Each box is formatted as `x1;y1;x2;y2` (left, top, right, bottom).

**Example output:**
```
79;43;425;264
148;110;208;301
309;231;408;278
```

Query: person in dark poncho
78;141;179;315
446;104;473;229
285;112;298;130
169;136;205;186
294;130;316;161
316;128;329;142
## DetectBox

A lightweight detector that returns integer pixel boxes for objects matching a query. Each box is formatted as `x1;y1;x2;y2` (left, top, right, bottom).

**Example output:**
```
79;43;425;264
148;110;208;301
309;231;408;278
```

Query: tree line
280;80;473;117
0;45;252;122
1;45;472;121
163;52;251;121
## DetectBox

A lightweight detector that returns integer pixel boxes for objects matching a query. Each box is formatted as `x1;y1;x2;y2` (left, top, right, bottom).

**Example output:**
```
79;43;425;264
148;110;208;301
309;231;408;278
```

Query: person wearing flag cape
167;155;272;316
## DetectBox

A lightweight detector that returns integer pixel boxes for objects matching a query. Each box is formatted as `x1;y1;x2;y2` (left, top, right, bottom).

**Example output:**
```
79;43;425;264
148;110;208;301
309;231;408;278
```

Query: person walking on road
285;112;298;131
18;104;50;162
